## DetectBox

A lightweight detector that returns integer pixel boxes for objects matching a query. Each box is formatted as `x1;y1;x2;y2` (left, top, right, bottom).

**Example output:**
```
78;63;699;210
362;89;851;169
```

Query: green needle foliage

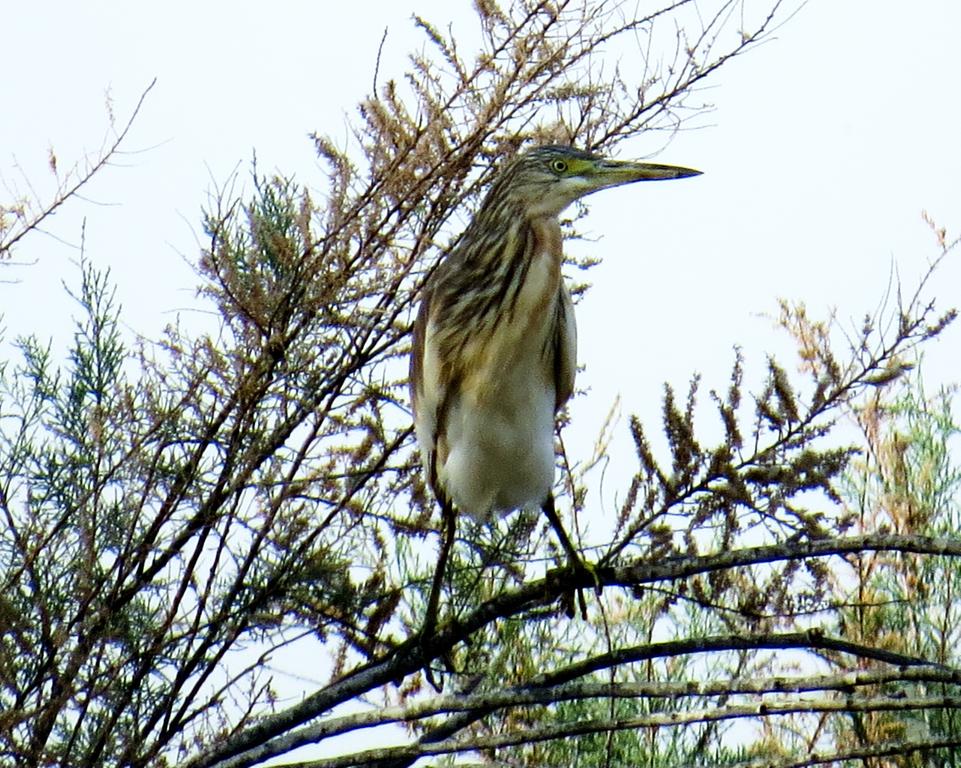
824;375;961;766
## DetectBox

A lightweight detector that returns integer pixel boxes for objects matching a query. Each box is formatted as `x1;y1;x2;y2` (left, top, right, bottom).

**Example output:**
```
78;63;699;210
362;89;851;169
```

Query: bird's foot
577;557;603;596
415;616;456;692
558;556;601;620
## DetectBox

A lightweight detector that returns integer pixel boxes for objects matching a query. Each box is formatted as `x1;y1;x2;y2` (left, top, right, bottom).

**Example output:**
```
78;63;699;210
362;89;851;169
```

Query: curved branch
0;79;156;258
273;695;961;768
185;533;961;768
252;665;961;746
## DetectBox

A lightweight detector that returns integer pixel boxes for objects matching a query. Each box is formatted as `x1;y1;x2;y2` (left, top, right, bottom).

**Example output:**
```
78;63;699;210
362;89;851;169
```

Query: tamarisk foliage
1;2;958;767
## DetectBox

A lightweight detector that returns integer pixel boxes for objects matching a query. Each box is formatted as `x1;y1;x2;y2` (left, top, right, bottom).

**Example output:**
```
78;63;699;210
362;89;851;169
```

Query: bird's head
493;145;701;218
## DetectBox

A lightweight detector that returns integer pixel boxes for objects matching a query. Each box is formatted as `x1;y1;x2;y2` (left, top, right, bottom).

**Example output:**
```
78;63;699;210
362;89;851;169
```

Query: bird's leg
423;496;457;640
540;494;600;619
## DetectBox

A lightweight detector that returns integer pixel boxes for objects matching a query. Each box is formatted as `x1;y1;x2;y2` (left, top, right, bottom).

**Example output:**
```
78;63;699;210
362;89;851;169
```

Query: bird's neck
527;214;563;261
456;205;564;301
466;197;563;260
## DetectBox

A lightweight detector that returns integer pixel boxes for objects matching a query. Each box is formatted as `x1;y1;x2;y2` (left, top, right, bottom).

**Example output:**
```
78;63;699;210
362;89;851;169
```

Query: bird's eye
550;159;568;174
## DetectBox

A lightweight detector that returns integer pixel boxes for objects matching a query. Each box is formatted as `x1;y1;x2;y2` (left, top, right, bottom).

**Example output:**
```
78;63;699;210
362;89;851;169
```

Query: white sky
2;0;960;761
3;1;957;406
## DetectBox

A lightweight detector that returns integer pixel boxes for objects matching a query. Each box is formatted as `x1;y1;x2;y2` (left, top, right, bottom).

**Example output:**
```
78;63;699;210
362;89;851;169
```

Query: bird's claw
558;557;601;620
578;558;603;596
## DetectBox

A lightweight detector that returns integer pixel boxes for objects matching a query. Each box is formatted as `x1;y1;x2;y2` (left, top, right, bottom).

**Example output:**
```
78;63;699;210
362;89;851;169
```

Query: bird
409;144;700;630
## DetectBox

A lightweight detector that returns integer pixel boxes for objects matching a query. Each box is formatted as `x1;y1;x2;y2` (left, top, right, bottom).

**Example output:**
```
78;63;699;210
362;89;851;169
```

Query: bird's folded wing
552;280;577;410
410;286;444;492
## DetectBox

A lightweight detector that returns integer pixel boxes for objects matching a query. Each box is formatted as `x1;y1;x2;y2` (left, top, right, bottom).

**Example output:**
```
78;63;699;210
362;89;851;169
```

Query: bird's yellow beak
590;159;702;187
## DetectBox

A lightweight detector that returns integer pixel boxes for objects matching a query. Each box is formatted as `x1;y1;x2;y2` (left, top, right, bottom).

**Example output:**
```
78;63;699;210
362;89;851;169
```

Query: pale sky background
2;0;960;763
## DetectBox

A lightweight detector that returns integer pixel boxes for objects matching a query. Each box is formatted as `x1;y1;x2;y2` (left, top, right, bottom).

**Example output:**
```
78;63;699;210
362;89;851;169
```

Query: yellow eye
550;159;568;174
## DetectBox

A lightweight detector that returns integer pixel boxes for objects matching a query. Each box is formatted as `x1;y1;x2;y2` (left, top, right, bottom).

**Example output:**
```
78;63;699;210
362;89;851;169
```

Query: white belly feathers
440;354;556;521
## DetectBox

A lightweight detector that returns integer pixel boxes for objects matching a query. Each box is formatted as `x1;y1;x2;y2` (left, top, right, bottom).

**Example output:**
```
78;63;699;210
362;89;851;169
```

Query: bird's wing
553;279;577;410
410;284;445;497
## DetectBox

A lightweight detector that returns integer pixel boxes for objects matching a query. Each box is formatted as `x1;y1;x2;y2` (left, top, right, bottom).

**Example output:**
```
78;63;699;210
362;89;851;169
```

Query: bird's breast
437;235;565;517
458;242;561;405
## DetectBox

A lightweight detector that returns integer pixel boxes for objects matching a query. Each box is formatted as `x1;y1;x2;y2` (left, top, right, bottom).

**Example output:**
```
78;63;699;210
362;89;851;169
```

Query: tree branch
193;533;961;768
268;695;961;768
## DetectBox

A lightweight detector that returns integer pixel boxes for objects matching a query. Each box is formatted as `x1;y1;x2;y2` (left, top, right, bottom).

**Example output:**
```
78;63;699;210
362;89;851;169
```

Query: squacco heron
410;145;700;629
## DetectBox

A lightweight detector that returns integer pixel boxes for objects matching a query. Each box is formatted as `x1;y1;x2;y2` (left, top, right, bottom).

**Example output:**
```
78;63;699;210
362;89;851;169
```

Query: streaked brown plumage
410;145;699;627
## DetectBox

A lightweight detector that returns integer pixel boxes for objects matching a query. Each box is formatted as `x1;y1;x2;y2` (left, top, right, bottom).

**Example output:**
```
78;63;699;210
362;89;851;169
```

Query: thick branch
255;665;961;745
276;695;961;768
185;533;961;768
